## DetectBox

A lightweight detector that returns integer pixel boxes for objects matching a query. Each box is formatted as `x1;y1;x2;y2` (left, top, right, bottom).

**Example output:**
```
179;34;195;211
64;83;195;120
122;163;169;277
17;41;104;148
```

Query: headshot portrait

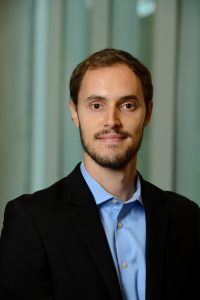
0;1;199;300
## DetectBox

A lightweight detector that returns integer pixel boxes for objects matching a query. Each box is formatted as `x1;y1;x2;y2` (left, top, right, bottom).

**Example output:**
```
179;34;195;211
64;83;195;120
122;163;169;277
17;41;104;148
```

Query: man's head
70;48;153;112
69;49;153;170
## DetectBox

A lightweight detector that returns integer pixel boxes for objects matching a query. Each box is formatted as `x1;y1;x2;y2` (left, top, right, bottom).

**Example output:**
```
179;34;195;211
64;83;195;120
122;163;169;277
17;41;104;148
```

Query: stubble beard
79;126;144;170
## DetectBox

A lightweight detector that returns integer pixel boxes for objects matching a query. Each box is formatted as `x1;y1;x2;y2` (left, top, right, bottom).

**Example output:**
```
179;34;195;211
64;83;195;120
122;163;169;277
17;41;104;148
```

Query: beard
79;126;144;170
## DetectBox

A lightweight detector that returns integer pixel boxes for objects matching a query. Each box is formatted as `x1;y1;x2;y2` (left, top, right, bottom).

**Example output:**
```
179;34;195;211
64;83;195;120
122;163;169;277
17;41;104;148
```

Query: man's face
70;64;152;170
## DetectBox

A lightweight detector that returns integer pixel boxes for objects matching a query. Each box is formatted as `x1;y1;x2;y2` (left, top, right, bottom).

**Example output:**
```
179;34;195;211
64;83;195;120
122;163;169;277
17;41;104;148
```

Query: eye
90;102;104;111
93;103;101;109
121;102;136;111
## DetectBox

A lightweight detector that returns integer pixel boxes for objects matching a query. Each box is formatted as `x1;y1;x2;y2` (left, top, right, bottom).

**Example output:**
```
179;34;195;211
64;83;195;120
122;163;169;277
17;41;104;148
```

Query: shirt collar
80;162;142;206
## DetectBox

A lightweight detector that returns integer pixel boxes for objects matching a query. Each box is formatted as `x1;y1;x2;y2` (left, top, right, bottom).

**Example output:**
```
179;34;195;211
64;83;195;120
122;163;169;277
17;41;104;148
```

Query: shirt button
112;198;118;204
117;222;123;229
121;261;128;269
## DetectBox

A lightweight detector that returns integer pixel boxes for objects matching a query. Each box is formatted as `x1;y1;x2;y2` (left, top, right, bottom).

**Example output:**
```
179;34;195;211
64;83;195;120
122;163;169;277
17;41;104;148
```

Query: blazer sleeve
0;200;54;300
197;206;200;276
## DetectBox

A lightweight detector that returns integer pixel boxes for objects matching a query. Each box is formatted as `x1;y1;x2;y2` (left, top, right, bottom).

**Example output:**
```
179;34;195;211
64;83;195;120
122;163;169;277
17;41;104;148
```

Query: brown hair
70;48;153;108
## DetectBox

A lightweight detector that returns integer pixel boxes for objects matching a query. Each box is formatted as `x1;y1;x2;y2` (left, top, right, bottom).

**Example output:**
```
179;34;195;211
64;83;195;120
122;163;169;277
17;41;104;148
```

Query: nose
104;107;121;129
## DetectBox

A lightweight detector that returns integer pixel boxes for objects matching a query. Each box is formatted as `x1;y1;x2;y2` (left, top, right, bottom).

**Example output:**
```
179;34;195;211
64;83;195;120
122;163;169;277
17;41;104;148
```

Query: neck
83;154;137;202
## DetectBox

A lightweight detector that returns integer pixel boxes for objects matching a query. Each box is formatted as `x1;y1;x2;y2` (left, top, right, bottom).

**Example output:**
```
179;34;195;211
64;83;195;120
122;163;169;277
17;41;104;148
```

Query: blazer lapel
141;178;169;300
64;165;122;300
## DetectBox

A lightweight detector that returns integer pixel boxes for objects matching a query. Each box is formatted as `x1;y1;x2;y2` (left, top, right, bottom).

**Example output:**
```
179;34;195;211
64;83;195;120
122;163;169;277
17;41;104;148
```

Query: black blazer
0;164;199;300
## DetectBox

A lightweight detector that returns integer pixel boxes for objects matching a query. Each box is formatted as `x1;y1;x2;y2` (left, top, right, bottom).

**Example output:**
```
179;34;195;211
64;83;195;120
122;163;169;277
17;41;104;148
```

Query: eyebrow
86;94;139;101
118;95;139;101
86;95;106;101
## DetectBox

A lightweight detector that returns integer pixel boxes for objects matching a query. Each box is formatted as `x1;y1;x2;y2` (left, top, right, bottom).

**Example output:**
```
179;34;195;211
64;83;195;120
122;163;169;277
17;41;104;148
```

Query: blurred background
0;0;200;228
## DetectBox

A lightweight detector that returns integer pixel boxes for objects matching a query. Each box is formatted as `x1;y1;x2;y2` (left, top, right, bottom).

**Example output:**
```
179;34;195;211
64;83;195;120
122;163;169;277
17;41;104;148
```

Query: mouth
95;130;131;143
98;134;126;142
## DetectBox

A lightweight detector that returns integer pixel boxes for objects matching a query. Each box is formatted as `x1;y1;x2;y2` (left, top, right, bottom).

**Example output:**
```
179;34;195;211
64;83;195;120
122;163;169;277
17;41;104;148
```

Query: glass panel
0;0;33;225
175;0;200;205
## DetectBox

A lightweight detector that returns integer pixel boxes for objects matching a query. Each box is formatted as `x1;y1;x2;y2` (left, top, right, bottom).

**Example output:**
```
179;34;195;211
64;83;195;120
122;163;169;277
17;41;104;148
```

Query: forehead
79;64;143;96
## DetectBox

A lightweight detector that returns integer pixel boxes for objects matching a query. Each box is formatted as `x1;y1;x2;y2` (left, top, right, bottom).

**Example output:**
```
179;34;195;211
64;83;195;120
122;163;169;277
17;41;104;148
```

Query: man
0;48;199;300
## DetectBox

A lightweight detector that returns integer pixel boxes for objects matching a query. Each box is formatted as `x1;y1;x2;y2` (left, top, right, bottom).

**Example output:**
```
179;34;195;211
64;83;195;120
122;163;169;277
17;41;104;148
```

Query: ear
144;100;153;127
69;100;79;128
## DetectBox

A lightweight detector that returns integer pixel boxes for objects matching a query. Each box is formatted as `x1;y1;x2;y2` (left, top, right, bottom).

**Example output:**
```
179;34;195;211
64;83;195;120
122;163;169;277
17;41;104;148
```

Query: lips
98;133;126;140
95;130;131;143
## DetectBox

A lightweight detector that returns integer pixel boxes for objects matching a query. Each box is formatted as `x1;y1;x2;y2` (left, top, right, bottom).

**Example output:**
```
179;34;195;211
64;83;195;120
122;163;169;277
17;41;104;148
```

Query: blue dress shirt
80;162;146;300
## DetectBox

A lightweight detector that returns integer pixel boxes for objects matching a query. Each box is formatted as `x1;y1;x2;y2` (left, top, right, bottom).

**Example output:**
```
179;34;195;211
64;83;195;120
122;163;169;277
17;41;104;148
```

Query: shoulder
142;178;200;216
5;163;83;214
140;178;200;245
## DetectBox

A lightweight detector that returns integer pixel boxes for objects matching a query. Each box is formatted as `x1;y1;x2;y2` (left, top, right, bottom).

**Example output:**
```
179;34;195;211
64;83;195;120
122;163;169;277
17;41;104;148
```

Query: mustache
94;129;132;139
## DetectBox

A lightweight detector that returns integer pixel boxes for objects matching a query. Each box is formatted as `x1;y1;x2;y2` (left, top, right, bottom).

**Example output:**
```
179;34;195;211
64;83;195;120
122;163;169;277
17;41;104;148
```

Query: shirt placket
114;202;139;300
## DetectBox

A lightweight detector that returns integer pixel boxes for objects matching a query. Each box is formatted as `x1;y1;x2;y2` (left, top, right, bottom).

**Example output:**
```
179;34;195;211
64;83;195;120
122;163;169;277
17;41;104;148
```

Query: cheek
78;110;102;132
78;116;95;138
125;115;146;134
